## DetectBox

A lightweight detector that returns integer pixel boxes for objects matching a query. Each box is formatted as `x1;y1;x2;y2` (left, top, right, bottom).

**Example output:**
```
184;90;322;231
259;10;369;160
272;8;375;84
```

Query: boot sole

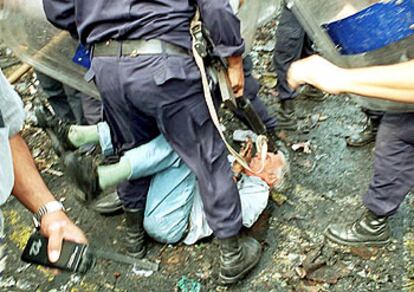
91;205;123;215
325;230;390;247
346;140;375;147
127;248;147;259
345;136;376;147
218;249;262;285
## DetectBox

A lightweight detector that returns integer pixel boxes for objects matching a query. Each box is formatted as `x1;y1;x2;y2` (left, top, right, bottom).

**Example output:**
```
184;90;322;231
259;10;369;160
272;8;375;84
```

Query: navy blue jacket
42;0;244;57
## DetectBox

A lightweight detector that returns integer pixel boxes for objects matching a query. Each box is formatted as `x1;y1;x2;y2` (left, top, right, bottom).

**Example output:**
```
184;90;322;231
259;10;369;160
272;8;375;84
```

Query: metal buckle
130;49;139;58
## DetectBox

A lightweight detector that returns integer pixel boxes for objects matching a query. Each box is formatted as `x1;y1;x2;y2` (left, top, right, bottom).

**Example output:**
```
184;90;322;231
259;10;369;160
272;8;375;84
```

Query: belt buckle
130;49;139;58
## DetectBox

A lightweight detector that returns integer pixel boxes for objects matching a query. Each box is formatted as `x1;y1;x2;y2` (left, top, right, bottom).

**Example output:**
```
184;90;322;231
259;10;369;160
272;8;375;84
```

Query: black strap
0;109;4;128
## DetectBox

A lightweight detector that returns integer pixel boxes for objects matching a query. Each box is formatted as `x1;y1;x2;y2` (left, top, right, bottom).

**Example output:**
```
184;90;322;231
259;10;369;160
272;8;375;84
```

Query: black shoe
346;119;379;147
91;191;123;215
124;208;147;258
218;236;262;285
63;152;101;202
280;99;295;117
275;113;297;131
325;209;391;247
266;130;279;153
34;101;76;151
299;85;327;101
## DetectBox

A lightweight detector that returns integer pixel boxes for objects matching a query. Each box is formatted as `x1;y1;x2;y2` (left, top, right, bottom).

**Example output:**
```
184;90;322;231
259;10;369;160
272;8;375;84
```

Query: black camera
21;231;95;274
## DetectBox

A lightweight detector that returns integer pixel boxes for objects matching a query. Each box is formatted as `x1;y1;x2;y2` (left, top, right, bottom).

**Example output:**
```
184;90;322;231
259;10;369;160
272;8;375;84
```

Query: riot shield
0;0;269;99
0;0;99;98
286;0;414;112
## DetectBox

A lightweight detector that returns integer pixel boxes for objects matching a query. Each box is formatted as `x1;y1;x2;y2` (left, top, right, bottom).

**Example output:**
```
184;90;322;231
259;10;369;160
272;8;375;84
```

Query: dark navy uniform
241;56;277;131
43;0;245;238
36;71;102;125
273;5;313;102
363;113;414;216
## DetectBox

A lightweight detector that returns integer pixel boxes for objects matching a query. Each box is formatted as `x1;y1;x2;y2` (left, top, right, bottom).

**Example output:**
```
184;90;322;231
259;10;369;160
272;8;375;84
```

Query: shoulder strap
190;9;267;174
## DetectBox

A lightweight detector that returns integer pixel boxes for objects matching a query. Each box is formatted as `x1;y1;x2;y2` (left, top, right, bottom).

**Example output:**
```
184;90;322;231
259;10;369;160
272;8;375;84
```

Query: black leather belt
93;39;190;57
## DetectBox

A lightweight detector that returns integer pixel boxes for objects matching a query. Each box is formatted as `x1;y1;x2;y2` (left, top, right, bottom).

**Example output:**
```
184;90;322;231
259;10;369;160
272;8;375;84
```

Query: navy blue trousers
36;71;102;125
89;54;242;238
363;113;414;216
240;56;277;130
273;6;313;101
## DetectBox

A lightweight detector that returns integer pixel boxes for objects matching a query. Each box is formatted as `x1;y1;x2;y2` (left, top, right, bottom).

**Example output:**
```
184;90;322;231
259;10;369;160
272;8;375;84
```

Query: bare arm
288;55;414;103
10;134;87;263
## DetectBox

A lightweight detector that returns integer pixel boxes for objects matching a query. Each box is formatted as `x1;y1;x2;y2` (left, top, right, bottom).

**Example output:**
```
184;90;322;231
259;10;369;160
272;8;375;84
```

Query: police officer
273;3;313;119
43;0;261;284
273;2;383;137
288;54;414;247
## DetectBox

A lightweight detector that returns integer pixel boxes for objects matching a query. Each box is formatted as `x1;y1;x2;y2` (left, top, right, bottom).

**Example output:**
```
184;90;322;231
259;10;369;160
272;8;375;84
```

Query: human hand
287;55;347;95
227;55;245;97
40;210;88;263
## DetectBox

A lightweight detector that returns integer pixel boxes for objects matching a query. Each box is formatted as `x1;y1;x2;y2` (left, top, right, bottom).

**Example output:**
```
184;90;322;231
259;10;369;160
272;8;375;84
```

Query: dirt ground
2;17;414;292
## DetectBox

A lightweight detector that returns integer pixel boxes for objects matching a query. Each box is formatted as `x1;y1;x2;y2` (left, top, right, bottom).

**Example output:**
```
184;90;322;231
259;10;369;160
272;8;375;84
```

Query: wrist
336;68;354;94
227;55;243;68
33;201;66;229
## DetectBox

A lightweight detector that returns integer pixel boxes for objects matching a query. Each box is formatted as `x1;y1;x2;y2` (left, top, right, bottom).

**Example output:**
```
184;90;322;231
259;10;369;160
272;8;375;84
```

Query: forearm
341;60;414;103
10;134;56;213
196;0;245;57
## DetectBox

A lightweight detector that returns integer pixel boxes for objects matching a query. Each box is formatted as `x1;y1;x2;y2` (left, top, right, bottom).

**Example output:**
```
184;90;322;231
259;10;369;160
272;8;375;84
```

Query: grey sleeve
195;0;245;57
0;70;25;137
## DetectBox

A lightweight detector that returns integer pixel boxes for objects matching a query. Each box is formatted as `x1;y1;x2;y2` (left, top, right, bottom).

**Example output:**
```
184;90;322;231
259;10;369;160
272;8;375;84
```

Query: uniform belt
93;39;189;58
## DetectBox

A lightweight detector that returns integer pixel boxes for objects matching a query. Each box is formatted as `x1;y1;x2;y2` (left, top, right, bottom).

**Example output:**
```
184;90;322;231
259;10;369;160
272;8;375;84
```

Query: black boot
325;209;391;247
124;208;147;258
218;236;262;285
34;100;76;151
299;85;327;101
275;111;297;131
91;191;123;215
346;117;380;147
266;130;279;153
280;99;295;117
64;152;101;201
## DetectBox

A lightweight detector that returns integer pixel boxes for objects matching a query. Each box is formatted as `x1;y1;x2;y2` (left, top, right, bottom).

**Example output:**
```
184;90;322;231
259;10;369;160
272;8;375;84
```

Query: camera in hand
21;231;95;274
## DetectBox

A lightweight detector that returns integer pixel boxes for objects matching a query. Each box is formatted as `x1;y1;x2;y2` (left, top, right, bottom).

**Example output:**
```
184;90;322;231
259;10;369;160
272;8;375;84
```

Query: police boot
91;191;123;215
346;117;380;147
325;209;391;247
280;99;295;117
64;152;101;202
34;101;76;151
124;208;147;258
300;85;327;102
218;236;262;285
266;130;279;153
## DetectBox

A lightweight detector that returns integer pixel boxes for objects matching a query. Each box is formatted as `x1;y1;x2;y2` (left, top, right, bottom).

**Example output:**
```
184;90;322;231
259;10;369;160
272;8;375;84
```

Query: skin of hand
287;55;346;95
288;55;414;103
227;55;245;97
40;210;88;263
9;134;88;264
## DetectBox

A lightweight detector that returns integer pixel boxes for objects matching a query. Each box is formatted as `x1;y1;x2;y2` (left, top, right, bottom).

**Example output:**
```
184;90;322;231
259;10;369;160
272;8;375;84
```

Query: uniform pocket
153;57;187;86
188;101;210;127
